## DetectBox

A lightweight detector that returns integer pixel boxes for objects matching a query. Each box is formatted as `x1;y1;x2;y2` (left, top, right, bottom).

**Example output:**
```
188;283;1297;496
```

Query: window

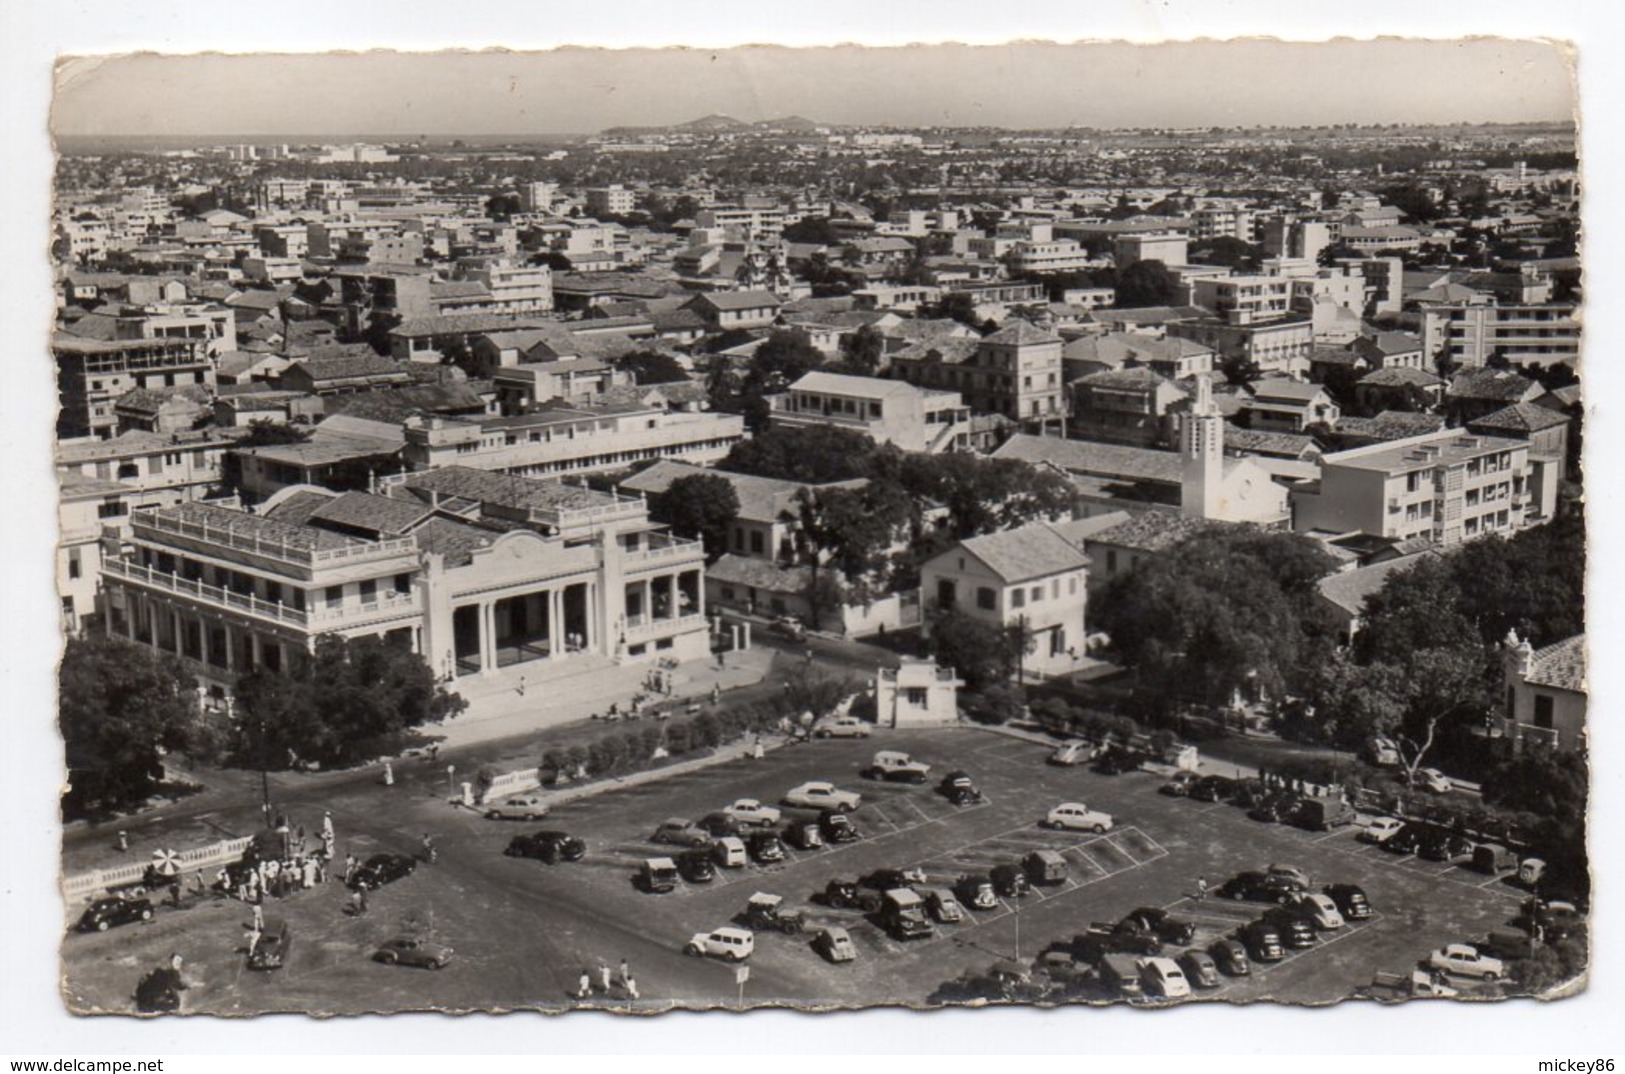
749;530;765;555
1533;694;1555;730
1011;588;1026;610
1106;550;1118;574
67;551;81;579
326;585;342;609
905;688;929;707
937;579;957;608
1030;585;1043;603
976;586;996;611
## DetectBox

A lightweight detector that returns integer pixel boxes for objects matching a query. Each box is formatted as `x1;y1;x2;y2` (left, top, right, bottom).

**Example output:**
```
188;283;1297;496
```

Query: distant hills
604;114;826;136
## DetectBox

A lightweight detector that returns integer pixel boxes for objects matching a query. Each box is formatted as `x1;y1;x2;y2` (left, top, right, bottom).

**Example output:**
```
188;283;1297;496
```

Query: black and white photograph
7;2;1620;1058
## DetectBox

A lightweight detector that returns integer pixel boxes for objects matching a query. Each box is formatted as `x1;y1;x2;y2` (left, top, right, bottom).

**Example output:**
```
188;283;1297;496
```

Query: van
1472;844;1519;875
685;926;755;962
1098;953;1145;999
640;857;679;894
1292;795;1355;832
711;836;747;869
1138;956;1192;999
1518;858;1547;887
1023;849;1068;886
879;888;934;940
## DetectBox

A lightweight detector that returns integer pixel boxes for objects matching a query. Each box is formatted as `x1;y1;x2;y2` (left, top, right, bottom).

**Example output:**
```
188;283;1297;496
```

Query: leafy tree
650;473;740;560
1114;260;1177;308
1095;529;1341;711
781;667;860;721
1221;353;1264;387
780;216;843;246
485;193;522;221
237;419;311;448
960;682;1028;726
1190;237;1264;272
836;324;886;376
895;452;1074;538
617;349;689;386
926;610;1030;692
1481;749;1587;828
720;424;880;484
60;635;202;819
231;635;468;769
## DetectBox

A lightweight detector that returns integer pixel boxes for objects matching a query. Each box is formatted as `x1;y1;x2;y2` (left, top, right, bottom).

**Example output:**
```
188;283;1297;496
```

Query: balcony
103;557;311;627
625;612;706;642
622;538;704;571
134;511;418;570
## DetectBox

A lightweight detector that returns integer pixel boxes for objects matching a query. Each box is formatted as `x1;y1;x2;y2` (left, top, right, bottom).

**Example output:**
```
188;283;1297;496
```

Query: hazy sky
52;39;1575;136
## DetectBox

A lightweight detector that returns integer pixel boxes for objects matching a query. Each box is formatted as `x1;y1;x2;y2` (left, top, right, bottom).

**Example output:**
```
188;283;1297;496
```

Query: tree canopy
1114;259;1178;308
720;424;881;484
650;473;740;560
231;635;467;770
617;349;689;386
60;635;202;819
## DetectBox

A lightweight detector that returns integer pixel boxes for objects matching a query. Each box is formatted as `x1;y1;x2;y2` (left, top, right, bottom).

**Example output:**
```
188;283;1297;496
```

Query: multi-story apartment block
399;406;746;478
766;371;971;453
1420;301;1580;369
1191;275;1295;323
98;466;710;700
55;334;215;440
459;263;554;315
695;204;787;239
1069;368;1186;448
585;185;637;217
889;320;1065;433
1167;315;1314;377
1114;232;1189;270
1291;429;1556;546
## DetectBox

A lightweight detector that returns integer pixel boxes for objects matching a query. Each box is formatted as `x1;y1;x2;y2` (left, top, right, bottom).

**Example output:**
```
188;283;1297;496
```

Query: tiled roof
1221;426;1319;458
1084;511;1228;554
1335;412;1447;442
992;433;1182;484
1359;367;1443;388
398;465;626;515
308;491;435;537
113;386;211;414
982;320;1061;347
391;313;549;338
1468;402;1571;434
1449;368;1538;402
884;318;976;342
290;352;412;384
1317;553;1433;616
1076;367;1175;392
618;459;844;524
955;522;1090;584
154;501;359;552
1524;635;1586;694
890;337;980;365
789;371;917;398
705;554;813;592
1249;378;1327;404
692;290;783;312
409;516;501;567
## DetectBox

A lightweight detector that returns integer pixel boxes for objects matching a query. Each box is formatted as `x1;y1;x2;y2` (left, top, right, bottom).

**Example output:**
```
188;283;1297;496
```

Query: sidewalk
429;646;778;750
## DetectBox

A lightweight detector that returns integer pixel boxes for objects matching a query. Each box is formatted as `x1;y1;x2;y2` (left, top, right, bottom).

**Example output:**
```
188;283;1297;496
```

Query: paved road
63;725;1531;1014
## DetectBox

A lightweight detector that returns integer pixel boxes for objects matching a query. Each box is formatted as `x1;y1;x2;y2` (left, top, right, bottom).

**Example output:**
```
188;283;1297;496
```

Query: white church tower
1181;373;1225;519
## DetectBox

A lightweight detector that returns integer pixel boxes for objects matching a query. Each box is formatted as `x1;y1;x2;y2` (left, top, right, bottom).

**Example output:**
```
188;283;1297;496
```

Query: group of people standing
576;958;638;1001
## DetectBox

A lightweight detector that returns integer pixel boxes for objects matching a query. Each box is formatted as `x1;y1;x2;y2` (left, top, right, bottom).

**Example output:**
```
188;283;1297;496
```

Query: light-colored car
1047;740;1098;766
1414;767;1454;794
650;818;713;847
1266;863;1312;890
1044;802;1114;833
483;794;550;821
1427;943;1506;981
685;926;755;962
814;926;857;963
864;750;931;783
813;717;871;739
1289;892;1345;930
783;781;862;812
722;799;782;827
373;934;453;969
1138;956;1192;999
1358;816;1405;844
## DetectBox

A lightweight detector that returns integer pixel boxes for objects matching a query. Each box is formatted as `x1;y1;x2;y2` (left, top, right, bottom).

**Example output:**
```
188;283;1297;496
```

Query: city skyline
52;39;1575;138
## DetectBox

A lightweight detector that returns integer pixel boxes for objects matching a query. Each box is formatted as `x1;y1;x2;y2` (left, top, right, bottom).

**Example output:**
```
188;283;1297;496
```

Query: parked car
859;867;923;892
812;717;869;739
1189;775;1237;803
1471;843;1519;875
1208;938;1251;977
878;888;934;940
1074;922;1161;960
769;615;807;641
348;853;417;892
1236;921;1285;962
736;892;805;934
1044;802;1114;833
1094;747;1143;775
1517;857;1547;888
650;818;712;848
1048;740;1101;766
783;781;862;812
1177;948;1222;989
1381;824;1424;856
711;836;748;869
639;857;678;894
822;878;884;913
1159;772;1199;797
954;874;998;911
864;750;932;784
675;849;717;883
1288;892;1345;930
1261;909;1318;949
920;887;965;924
504;830;586;864
246;918;291;971
1426;943;1506;981
1417;829;1474;863
1098;953;1145;999
1023;849;1069;885
1217;871;1301;904
722;799;782;828
1322;883;1372;922
373;934;453;969
483;794;550;821
938;770;984;805
1138;956;1192;999
1266;863;1313;890
813;926;856;963
1121;907;1196;946
782;819;824;851
1517;898;1584;942
1291;795;1356;831
1358;817;1406;845
1413;767;1454;794
990;863;1031;898
1481;928;1539;962
75;895;154;933
745;830;786;864
685;926;755;962
696;812;745;839
818;810;862;843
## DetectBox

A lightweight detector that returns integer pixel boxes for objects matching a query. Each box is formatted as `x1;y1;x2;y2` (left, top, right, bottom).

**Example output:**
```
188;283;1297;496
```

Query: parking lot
61;727;1533;1012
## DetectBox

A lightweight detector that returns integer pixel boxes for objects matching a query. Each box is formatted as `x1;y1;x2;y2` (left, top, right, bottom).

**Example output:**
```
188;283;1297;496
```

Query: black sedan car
859;868;916;892
1380;824;1424;856
1189;775;1237;803
1417;829;1474;863
347;853;418;891
1262;908;1318;949
938;771;984;806
504;830;586;864
1121;907;1197;946
819;810;862;843
1323;883;1373;921
990;863;1031;897
745;830;786;864
1217;871;1302;904
675;849;717;883
76;895;154;933
1208;938;1252;976
1093;747;1143;775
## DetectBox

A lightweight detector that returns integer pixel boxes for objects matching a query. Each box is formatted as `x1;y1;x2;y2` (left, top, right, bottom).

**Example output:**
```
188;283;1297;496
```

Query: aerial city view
49;42;1586;1015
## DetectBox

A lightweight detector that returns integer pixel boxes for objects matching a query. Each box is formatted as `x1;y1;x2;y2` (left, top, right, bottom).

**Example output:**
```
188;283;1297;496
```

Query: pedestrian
344;854;358;885
619;958;630;986
313;857;326;885
752;735;765;761
518;675;527;697
303;859;316;889
576;970;592;999
805;648;814;664
245;926;261;955
169;880;182;907
193;870;207;898
428;743;440;763
356;888;369;915
598;961;612;992
624;976;639;1000
712;683;721;704
252;903;264;932
1196;875;1208;900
